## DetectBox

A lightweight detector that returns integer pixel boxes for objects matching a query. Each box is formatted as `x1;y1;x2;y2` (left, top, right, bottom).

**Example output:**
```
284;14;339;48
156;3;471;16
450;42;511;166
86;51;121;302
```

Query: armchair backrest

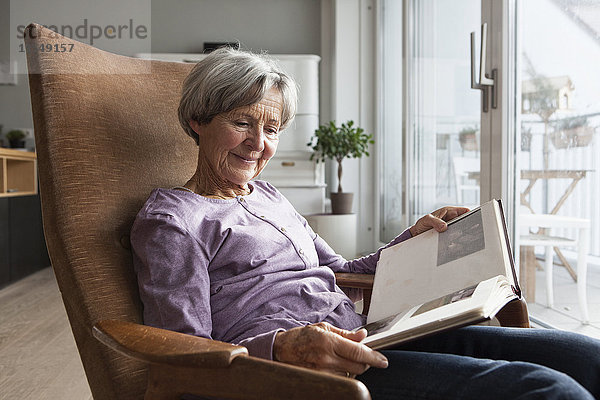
25;24;197;399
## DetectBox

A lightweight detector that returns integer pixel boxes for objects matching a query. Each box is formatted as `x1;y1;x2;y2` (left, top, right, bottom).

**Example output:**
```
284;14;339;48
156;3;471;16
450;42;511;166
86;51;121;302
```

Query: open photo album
359;199;521;350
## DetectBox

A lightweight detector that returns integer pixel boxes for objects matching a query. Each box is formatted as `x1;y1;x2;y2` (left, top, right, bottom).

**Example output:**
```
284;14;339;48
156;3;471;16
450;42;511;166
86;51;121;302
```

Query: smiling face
190;87;283;191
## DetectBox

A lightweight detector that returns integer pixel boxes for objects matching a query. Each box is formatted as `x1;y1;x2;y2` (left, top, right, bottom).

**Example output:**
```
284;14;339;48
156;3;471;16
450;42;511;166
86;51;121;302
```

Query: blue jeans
357;326;599;399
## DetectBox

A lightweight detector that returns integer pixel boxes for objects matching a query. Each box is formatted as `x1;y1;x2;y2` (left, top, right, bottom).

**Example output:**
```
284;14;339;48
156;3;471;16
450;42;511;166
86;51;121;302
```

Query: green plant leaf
305;120;374;184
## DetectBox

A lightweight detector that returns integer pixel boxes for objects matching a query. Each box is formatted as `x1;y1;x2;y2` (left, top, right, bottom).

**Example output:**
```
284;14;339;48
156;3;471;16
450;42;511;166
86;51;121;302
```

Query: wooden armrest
146;356;370;400
496;298;531;328
94;320;371;400
92;320;247;368
335;273;375;314
335;273;374;289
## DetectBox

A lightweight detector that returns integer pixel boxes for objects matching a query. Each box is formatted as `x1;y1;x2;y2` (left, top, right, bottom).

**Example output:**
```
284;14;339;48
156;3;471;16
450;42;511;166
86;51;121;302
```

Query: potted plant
458;126;479;151
307;120;374;214
551;116;595;149
6;129;26;149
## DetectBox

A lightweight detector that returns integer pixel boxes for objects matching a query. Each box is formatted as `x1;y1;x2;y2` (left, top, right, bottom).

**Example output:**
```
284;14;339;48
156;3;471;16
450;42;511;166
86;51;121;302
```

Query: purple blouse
131;180;411;360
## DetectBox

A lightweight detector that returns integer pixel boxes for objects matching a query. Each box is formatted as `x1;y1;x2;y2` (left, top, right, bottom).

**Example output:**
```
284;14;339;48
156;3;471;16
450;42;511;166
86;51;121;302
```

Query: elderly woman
131;48;600;399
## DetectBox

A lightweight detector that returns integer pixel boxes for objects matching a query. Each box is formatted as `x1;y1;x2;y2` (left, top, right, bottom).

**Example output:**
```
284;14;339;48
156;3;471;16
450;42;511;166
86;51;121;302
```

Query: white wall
0;0;321;134
150;0;320;55
321;0;377;254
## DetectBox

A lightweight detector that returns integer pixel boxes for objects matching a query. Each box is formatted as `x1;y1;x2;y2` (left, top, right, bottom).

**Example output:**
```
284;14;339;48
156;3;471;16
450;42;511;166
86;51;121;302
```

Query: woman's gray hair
178;47;298;145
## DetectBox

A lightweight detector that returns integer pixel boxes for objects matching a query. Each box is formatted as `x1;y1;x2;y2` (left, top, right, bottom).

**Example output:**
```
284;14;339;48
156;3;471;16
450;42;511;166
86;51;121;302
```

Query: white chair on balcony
452;157;480;209
519;213;590;324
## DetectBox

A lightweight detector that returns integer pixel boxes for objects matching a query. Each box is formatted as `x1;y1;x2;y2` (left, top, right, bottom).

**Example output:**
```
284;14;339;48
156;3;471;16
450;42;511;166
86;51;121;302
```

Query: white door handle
471;23;497;112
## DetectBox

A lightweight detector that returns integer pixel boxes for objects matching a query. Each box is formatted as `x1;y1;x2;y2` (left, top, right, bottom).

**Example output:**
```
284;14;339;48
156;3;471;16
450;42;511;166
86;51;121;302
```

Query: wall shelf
0;148;37;197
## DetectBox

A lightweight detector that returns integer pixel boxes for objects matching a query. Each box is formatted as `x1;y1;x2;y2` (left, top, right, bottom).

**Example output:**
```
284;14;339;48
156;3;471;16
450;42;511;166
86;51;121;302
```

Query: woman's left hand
409;206;470;237
273;322;388;377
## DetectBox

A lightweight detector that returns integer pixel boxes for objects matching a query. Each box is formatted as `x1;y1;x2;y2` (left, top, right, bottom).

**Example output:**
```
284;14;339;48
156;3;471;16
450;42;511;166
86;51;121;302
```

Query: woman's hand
273;322;388;377
409;206;470;237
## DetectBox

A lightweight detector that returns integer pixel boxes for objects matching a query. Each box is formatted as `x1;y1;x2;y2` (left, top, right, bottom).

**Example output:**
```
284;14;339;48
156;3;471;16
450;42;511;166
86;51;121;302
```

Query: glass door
514;0;600;327
380;0;484;243
379;0;598;332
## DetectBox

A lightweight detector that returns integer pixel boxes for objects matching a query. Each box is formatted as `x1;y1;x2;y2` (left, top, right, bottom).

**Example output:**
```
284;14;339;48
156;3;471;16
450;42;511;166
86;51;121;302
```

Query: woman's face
191;87;283;188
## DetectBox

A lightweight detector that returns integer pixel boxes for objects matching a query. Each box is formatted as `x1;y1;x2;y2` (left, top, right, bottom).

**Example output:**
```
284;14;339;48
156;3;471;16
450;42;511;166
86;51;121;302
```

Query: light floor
1;264;599;399
0;267;92;400
529;257;600;339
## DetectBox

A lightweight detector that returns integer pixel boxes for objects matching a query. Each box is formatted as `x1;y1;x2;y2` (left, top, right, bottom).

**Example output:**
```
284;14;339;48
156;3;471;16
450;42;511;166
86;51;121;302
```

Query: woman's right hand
272;322;388;377
409;206;470;237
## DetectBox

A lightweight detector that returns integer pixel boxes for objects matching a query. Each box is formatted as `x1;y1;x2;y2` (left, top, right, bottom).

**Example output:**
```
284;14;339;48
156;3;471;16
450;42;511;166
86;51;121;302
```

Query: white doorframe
482;0;518;245
322;0;379;254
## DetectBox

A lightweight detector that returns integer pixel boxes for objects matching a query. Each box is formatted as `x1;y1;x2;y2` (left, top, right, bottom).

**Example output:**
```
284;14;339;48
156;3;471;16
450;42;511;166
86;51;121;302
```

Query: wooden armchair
25;23;528;400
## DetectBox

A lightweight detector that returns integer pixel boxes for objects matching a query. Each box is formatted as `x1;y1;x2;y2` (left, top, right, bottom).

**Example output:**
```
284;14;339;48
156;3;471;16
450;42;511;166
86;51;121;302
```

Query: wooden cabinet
0;195;50;288
0;148;38;197
0;198;9;286
0;149;47;288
